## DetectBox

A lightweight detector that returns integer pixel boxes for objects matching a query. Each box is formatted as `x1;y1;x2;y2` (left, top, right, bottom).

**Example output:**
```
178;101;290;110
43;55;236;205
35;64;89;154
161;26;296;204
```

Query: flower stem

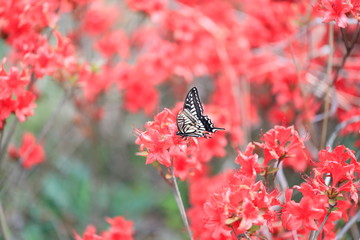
312;205;335;240
169;166;194;240
0;120;18;165
320;23;334;149
336;210;360;239
321;23;360;149
0;199;11;240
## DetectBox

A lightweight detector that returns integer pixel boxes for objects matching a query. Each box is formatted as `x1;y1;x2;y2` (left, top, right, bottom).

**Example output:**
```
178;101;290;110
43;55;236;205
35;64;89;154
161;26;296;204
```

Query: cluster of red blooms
74;216;134;240
0;60;35;128
136;108;360;238
191;127;359;239
316;0;360;28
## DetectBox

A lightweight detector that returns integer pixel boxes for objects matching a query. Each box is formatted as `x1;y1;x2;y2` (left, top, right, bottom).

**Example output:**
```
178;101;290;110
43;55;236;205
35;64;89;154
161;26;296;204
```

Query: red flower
74;225;103;240
14;91;37;123
124;81;159;116
81;2;119;36
95;30;130;59
74;216;134;240
317;0;353;28
8;133;45;169
0;60;29;100
234;143;261;179
126;0;167;21
135;108;200;179
102;217;134;240
0;98;16;128
282;196;324;231
203;173;280;238
256;125;309;172
315;145;359;203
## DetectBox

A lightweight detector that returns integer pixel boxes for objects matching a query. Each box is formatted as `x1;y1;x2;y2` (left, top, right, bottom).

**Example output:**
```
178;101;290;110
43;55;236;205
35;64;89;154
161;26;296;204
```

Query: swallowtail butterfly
176;87;225;138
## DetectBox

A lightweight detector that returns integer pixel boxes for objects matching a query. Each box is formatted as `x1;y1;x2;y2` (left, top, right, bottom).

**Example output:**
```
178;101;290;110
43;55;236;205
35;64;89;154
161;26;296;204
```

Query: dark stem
333;26;360;83
230;225;251;240
320;24;360;148
312;205;335;240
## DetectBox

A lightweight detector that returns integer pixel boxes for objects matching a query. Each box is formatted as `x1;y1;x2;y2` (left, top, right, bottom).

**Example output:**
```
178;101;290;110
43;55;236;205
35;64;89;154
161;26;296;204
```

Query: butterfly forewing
183;87;204;117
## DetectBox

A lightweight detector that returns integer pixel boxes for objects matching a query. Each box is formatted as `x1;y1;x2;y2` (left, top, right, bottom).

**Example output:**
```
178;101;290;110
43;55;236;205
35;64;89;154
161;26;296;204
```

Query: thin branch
275;162;289;202
336;210;360;239
320;23;334;149
312;205;335;240
321;22;360;149
239;233;252;240
19;85;73;165
170;166;193;240
0;199;11;240
326;115;360;148
0;120;18;164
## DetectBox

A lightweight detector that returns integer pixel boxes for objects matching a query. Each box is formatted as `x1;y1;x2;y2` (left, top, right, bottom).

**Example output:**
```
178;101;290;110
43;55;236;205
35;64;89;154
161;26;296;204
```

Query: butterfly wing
176;109;206;137
183;87;204;118
185;87;224;133
177;87;224;138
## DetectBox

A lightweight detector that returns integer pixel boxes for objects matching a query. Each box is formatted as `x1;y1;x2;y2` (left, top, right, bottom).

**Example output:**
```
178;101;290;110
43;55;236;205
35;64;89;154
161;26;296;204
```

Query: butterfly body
176;87;225;138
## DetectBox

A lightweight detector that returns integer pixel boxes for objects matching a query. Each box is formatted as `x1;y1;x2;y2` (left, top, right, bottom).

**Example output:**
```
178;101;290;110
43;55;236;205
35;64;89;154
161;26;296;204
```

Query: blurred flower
8;133;45;169
81;2;119;36
74;225;102;240
95;30;130;59
317;0;352;28
126;0;167;21
74;217;134;240
102;217;134;240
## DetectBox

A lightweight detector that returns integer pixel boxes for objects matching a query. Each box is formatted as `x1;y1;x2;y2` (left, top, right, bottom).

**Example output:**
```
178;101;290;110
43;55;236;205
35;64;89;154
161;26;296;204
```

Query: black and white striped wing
183;87;204;118
184;87;224;133
176;87;224;138
176;109;207;137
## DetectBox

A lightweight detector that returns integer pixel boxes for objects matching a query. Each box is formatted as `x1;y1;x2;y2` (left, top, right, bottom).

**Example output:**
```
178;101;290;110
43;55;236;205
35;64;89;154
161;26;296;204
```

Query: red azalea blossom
74;225;103;240
135;108;200;179
102;217;134;240
8;133;45;169
256;125;309;172
315;145;359;203
81;2;119;36
95;30;130;59
74;216;134;240
317;0;353;28
234;143;261;179
282;195;324;231
203;173;280;238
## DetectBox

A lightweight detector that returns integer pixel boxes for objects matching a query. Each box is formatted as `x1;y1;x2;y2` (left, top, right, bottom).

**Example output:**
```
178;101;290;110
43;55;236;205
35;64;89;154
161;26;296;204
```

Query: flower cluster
184;126;360;239
256;125;310;172
203;174;280;238
74;217;134;240
0;61;36;128
316;0;360;28
135;108;200;179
